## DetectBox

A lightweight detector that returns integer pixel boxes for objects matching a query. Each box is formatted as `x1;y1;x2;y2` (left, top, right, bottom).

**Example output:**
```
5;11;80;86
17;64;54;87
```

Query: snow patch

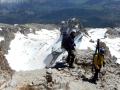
76;28;107;50
0;37;4;41
102;38;120;64
5;27;120;71
88;28;107;41
0;28;2;31
5;29;60;71
77;28;120;64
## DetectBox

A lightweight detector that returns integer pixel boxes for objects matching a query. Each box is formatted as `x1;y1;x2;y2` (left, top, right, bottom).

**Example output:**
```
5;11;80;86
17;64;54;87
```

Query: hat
99;48;105;54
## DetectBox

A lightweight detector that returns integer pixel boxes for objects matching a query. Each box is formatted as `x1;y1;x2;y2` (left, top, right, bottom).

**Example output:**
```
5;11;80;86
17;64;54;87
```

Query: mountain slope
2;50;120;90
0;0;120;27
0;24;120;71
0;23;120;90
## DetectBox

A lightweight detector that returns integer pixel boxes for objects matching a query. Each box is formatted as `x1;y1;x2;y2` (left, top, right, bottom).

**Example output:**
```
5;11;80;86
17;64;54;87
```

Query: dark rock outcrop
0;49;13;88
106;28;120;38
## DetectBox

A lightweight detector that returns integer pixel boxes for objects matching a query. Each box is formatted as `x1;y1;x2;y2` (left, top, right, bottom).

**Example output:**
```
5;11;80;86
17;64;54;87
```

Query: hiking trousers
93;65;101;82
66;50;75;67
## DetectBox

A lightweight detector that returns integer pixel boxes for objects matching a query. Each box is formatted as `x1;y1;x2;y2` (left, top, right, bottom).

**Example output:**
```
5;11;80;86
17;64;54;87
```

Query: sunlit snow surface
5;28;120;71
78;28;120;64
77;28;107;50
5;29;60;71
0;37;4;41
0;28;4;41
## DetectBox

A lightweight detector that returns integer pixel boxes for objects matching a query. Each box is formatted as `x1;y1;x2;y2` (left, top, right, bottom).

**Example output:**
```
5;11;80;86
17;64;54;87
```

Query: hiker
92;47;105;84
63;30;76;68
92;39;100;72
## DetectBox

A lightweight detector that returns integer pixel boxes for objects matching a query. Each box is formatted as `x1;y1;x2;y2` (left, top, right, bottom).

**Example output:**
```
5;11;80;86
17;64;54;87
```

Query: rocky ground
105;28;120;38
0;49;13;90
0;24;58;54
0;24;120;90
0;48;120;90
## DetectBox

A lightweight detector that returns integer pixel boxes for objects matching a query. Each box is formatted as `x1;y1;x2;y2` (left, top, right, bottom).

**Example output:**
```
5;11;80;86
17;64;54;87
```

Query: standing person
92;39;100;72
92;47;105;84
64;30;76;68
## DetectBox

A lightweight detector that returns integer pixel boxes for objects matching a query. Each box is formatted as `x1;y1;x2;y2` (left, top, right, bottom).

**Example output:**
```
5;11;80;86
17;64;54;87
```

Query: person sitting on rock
63;30;76;68
92;47;105;84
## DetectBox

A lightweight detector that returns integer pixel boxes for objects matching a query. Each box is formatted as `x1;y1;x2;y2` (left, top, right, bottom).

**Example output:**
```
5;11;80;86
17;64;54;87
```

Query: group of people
60;19;106;84
63;31;105;84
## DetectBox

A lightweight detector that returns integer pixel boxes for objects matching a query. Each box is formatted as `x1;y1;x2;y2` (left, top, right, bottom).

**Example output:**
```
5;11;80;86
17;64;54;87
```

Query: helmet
71;29;76;33
99;48;105;54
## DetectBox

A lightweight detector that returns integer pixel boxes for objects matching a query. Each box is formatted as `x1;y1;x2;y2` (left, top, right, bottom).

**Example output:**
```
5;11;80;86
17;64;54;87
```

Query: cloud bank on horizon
0;0;28;4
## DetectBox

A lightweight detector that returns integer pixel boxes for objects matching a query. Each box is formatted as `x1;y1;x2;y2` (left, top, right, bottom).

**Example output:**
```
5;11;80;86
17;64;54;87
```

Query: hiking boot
96;78;99;81
89;79;97;84
91;81;97;84
66;60;69;64
69;65;75;68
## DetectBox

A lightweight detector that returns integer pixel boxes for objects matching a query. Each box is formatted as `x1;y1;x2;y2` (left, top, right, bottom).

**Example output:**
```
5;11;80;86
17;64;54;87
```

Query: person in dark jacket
65;30;76;68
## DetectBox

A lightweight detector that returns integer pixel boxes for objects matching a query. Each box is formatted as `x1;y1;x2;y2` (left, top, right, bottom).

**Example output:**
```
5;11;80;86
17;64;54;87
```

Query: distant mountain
0;0;120;27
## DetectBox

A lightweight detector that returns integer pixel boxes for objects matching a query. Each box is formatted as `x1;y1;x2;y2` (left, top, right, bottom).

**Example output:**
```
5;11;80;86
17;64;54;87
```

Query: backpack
61;32;69;49
93;53;105;69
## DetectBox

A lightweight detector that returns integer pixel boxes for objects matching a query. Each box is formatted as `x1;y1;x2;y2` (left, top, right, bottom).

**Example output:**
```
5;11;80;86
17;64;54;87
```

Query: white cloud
0;0;27;4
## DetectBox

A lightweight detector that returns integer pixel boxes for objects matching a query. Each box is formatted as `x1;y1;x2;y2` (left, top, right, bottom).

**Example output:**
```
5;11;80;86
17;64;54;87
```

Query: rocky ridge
0;24;120;90
1;48;120;90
